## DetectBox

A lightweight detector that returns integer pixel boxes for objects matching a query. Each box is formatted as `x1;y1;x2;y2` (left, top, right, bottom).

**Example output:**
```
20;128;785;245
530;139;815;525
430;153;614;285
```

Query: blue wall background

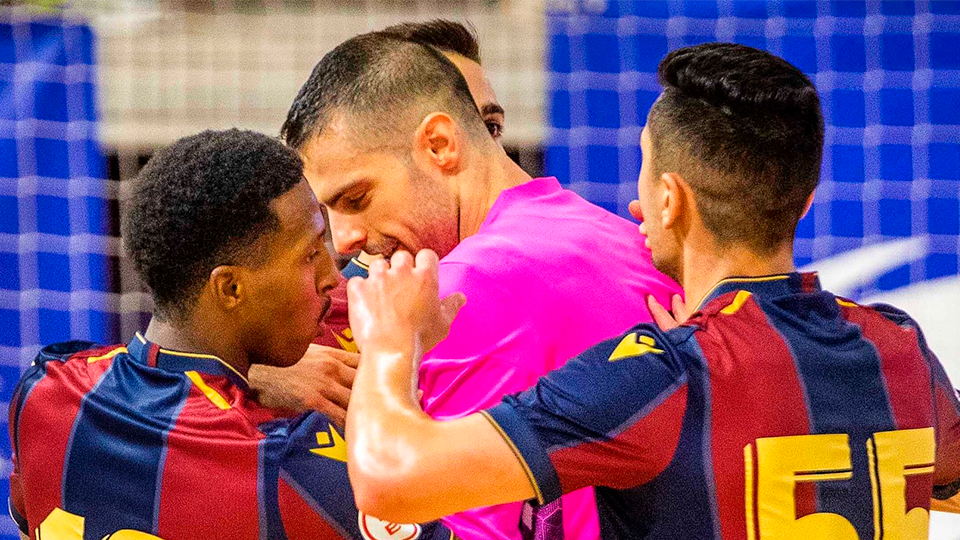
546;0;960;299
0;14;113;539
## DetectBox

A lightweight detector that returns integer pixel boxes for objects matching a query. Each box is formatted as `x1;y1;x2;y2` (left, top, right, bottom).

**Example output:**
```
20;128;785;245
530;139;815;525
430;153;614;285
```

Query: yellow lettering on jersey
868;428;935;540
335;328;359;353
746;429;935;540
752;434;858;540
38;509;164;540
311;423;347;462
608;333;663;362
37;508;85;539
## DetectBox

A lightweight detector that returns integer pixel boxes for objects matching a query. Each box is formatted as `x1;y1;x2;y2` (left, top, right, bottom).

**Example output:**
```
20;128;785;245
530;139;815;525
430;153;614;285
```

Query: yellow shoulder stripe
87;347;128;363
720;291;753;315
608;333;664;362
185;371;231;410
836;298;858;308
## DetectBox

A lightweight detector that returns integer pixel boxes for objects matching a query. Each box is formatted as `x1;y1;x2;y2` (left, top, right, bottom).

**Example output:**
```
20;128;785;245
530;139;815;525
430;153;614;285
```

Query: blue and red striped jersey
484;272;960;540
8;333;452;540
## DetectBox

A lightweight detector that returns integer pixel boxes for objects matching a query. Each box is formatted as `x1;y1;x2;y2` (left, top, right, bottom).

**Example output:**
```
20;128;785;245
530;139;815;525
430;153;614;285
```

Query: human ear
209;266;244;311
414;113;461;172
659;172;686;230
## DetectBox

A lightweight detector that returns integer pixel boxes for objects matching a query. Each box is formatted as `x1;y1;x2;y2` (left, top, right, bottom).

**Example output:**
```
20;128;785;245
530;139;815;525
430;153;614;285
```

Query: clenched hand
347;250;465;357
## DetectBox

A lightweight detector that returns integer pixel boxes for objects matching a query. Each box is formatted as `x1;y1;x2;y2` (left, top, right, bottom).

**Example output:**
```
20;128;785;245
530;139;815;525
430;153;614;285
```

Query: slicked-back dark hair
123;129;304;320
648;42;824;254
281;32;486;151
379;19;481;64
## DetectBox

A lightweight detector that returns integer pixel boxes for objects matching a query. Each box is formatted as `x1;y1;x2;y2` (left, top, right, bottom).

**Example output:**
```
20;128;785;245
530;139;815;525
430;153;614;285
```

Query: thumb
440;292;467;325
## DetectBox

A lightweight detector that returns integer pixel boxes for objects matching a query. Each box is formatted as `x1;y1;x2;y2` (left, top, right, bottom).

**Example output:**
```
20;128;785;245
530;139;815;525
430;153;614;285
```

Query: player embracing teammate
343;43;960;540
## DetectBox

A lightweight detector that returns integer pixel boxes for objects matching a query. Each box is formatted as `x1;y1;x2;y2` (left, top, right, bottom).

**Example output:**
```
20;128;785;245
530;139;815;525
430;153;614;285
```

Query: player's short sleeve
925;342;960;499
873;304;960;499
482;324;690;505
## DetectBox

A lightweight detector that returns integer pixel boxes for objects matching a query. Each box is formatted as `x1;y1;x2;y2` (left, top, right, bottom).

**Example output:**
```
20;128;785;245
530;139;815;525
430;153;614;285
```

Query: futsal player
7;130;452;540
279;31;681;540
314;18;509;345
342;43;960;540
250;20;511;419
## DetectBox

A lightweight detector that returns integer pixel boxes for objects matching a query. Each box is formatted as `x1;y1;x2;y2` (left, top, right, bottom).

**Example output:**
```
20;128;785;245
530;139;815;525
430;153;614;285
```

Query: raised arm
345;250;534;523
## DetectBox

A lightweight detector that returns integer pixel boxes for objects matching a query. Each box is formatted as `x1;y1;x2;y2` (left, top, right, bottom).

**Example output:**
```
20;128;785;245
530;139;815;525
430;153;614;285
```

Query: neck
458;150;531;241
681;241;796;311
143;313;251;377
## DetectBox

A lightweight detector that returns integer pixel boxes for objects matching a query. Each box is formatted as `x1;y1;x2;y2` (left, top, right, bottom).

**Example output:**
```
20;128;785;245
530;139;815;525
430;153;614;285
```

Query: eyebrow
324;179;366;208
480;103;505;117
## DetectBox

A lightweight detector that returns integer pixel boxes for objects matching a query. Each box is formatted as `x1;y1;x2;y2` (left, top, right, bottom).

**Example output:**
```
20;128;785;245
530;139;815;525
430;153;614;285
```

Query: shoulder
564;322;695;379
34;340;111;364
23;340;124;387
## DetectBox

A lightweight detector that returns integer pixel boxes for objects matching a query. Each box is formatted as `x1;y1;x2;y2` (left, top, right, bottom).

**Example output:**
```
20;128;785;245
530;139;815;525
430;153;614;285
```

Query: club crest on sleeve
608;333;664;362
358;512;422;540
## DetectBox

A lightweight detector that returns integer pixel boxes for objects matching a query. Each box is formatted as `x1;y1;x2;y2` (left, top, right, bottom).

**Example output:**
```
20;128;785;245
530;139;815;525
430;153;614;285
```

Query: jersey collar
126;332;250;392
696;272;821;311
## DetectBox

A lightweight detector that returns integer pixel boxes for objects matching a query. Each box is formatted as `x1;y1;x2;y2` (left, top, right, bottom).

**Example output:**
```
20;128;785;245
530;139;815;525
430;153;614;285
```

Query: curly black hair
122;129;304;321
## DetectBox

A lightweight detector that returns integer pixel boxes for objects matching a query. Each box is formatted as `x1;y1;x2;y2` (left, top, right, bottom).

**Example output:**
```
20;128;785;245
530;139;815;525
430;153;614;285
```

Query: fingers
670;294;689;323
315;381;351;411
306;344;359;368
646;295;680;330
310;398;348;430
390;250;414;270
339;350;360;369
414;249;439;271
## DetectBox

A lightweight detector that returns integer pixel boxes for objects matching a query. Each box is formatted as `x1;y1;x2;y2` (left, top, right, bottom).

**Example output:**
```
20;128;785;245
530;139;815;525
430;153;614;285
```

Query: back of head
281;32;488;151
649;42;824;254
123;129;304;321
378;19;481;64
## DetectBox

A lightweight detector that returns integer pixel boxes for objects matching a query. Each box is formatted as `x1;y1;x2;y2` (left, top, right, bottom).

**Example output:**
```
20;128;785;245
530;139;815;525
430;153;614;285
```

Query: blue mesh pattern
546;0;960;298
0;14;111;538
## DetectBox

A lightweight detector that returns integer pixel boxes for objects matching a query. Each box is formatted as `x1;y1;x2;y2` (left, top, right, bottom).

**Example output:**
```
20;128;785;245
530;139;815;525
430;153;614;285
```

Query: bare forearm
347;343;534;524
347;341;439;519
345;251;535;522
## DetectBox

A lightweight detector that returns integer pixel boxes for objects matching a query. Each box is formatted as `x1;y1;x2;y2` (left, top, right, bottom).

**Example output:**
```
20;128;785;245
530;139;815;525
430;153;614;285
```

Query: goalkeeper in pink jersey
273;30;681;540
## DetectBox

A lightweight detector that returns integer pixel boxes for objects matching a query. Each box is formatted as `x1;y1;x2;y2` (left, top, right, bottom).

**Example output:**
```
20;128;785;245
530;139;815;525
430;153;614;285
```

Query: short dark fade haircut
123;129;304;320
379;19;481;64
648;42;824;254
281;32;487;151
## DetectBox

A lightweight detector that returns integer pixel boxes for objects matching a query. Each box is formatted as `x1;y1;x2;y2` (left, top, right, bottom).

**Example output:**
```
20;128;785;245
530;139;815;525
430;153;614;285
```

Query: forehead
299;128;404;202
271;180;325;236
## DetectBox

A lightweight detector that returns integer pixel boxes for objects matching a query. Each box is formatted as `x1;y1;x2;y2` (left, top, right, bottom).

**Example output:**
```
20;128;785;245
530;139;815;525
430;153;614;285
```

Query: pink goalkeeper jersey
421;177;682;540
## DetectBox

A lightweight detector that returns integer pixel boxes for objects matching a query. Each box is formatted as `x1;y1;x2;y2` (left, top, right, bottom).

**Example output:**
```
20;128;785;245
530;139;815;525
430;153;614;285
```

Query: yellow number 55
36;508;164;540
744;428;935;540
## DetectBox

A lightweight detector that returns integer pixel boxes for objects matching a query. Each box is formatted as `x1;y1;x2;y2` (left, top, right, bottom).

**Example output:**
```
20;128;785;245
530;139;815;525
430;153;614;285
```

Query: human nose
328;211;367;255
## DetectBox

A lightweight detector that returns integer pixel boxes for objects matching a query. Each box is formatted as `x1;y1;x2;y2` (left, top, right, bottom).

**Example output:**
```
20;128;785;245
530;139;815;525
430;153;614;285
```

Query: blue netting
0;14;111;538
546;0;960;299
